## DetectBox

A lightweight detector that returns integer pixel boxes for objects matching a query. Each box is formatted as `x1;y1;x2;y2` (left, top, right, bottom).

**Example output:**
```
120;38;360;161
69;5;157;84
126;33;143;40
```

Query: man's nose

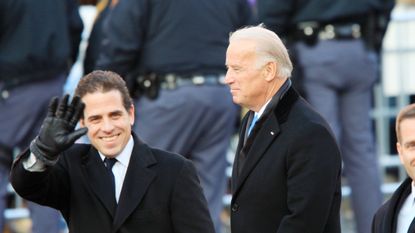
224;71;233;85
101;118;114;132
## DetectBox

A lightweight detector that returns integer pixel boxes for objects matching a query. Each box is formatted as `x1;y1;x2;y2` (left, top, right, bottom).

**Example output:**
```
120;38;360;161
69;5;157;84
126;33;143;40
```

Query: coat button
231;203;239;212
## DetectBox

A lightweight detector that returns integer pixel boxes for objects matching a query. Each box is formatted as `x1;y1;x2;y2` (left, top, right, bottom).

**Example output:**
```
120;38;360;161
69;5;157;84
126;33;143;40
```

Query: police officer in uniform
257;1;394;233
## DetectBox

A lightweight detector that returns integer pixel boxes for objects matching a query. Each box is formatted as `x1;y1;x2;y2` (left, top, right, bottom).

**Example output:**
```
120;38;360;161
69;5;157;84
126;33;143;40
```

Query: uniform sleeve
170;159;215;233
66;0;84;64
95;0;148;77
238;0;256;26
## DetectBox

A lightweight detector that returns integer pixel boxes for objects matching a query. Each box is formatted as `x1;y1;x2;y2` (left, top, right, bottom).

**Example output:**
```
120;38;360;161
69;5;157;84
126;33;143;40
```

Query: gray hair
229;24;293;78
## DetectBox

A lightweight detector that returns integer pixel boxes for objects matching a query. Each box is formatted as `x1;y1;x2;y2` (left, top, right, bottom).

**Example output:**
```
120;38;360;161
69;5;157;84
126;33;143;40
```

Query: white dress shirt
255;99;271;120
99;136;134;203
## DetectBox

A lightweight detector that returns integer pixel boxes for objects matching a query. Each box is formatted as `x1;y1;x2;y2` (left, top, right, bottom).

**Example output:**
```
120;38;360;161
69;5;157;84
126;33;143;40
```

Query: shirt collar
254;79;291;118
99;135;134;167
255;99;271;118
411;181;415;205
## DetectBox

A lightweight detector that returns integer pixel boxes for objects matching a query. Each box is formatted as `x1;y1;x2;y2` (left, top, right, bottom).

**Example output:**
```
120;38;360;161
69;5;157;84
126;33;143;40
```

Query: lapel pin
270;131;275;135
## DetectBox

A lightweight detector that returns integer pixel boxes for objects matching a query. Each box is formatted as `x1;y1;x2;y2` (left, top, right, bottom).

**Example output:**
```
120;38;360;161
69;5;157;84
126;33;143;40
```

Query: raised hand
30;94;88;165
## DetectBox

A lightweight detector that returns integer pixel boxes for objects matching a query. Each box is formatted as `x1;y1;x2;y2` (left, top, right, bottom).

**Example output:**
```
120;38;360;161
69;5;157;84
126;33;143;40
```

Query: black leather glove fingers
46;96;59;118
30;94;88;166
58;95;87;142
55;94;69;119
67;95;84;128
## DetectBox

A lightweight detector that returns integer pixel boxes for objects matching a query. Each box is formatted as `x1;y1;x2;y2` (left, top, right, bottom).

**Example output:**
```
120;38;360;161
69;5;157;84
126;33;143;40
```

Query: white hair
229;24;293;78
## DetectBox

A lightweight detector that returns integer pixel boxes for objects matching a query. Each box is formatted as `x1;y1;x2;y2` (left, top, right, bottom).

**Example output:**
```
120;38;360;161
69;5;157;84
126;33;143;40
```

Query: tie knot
104;157;117;170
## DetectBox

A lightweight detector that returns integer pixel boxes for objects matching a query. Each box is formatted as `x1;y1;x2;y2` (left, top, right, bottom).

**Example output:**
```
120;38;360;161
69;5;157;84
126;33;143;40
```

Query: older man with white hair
225;25;342;233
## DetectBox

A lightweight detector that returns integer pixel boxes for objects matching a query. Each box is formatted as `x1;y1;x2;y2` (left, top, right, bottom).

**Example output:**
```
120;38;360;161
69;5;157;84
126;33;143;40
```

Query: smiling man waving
10;70;214;233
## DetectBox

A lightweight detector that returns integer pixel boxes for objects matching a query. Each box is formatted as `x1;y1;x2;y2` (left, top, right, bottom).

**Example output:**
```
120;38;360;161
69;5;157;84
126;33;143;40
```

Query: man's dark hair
75;70;133;112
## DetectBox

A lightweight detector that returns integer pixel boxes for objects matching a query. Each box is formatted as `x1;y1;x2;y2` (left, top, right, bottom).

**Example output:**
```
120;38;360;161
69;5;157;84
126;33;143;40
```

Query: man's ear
263;61;277;82
397;142;404;165
129;104;135;126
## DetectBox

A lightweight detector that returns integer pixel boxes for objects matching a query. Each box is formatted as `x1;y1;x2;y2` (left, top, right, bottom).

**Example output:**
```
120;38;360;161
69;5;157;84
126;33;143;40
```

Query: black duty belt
158;74;226;90
0;68;64;100
293;21;362;46
133;73;226;100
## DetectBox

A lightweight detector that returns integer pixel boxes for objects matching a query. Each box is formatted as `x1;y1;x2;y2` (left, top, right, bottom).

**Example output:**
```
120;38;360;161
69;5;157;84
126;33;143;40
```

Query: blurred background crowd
1;0;414;232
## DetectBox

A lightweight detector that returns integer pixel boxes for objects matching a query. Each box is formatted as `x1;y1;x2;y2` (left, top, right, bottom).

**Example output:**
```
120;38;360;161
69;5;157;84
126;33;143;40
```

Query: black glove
30;94;88;165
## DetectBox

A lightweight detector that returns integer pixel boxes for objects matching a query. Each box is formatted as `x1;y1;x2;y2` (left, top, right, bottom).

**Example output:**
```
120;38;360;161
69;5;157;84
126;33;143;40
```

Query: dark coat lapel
233;114;280;196
231;114;249;194
381;177;412;233
232;87;298;197
113;137;157;232
81;147;117;217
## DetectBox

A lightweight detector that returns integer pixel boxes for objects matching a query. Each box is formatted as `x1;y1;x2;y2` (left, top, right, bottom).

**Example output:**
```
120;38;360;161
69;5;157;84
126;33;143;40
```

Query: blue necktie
247;114;258;135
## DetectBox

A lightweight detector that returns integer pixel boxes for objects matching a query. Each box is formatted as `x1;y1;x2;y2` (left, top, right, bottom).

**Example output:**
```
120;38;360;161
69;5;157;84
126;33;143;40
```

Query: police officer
257;1;394;233
0;0;83;232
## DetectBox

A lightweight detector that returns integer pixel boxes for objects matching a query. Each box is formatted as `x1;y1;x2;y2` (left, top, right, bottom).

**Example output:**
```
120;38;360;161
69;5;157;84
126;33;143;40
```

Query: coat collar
113;134;157;232
232;86;299;196
81;146;118;217
242;79;291;142
381;177;412;233
81;133;157;231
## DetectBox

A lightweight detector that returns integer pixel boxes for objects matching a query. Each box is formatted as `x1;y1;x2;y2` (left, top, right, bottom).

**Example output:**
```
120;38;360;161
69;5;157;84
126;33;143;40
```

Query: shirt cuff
22;153;46;172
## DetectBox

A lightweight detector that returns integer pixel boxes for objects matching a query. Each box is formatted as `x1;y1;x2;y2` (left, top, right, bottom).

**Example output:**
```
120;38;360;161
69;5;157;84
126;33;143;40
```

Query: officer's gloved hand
30;94;87;165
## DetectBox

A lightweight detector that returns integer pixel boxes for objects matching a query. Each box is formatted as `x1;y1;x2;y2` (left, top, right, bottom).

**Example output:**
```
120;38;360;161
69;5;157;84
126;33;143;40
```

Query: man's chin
99;148;119;158
232;97;240;105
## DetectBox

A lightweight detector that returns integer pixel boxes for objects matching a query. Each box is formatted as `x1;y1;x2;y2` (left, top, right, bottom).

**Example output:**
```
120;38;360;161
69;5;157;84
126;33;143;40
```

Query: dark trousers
0;74;66;233
296;39;383;233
